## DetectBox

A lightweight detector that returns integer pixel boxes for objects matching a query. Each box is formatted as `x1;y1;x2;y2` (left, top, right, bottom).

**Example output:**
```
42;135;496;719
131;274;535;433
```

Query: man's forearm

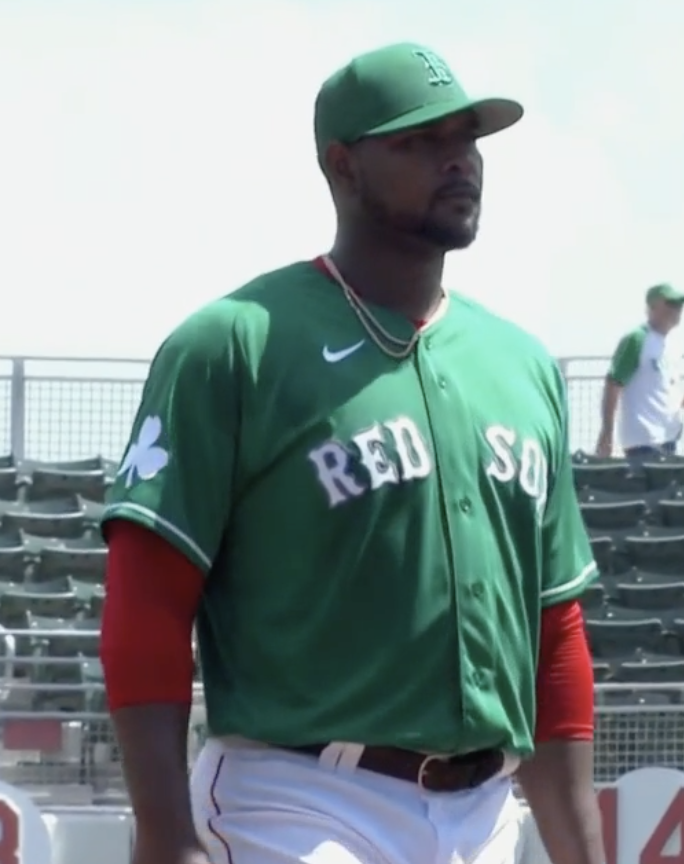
600;379;620;433
517;740;604;864
113;703;200;855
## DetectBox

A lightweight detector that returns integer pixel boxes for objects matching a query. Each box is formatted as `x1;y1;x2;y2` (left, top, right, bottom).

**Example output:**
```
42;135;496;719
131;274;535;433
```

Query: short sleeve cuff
540;561;599;607
102;502;212;573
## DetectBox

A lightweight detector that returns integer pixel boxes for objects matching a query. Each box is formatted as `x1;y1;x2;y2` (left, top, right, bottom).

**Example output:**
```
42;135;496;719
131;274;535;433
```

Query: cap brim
651;290;684;304
364;96;523;139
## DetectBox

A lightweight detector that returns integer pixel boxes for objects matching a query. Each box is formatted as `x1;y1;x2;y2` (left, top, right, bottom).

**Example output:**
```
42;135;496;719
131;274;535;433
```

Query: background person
596;283;684;463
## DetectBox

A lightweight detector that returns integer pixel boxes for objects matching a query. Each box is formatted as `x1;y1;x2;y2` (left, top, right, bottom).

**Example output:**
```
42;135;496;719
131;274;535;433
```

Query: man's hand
595;428;612;458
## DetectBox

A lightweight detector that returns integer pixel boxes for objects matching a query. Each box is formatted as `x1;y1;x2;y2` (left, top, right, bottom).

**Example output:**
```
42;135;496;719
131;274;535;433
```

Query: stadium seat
28;613;100;657
616;652;684;683
2;494;86;539
589;533;614;575
573;460;646;495
595;689;673;708
658;499;684;528
580;497;648;531
0;527;29;579
26;457;111;503
669;618;684;654
28;613;102;711
615;576;684;612
586;607;666;657
36;532;107;582
625;528;684;574
0;454;19;501
643;458;684;491
0;576;81;621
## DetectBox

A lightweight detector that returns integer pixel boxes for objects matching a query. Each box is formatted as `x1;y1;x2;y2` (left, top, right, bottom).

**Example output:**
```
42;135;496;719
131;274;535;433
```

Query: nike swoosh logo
322;340;366;363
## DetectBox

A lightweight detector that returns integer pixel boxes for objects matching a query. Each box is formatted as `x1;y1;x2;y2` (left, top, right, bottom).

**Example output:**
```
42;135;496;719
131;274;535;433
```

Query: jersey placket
414;332;494;739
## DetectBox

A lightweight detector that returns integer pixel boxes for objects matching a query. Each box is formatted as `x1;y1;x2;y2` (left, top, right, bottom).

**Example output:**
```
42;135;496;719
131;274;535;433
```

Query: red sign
0;797;20;864
599;770;684;864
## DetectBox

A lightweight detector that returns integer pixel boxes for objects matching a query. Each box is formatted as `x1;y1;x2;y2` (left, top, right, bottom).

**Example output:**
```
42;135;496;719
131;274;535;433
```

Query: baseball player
100;43;604;864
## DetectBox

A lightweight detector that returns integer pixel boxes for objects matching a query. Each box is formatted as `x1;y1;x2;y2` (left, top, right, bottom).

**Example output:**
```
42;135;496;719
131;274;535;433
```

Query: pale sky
1;0;683;362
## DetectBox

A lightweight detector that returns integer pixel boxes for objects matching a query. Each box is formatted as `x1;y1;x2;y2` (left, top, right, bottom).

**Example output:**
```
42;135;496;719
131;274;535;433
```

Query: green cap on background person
314;42;524;164
646;283;684;305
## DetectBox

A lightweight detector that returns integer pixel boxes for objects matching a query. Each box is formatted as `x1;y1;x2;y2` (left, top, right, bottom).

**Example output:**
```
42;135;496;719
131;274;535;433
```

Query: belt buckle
417;753;451;791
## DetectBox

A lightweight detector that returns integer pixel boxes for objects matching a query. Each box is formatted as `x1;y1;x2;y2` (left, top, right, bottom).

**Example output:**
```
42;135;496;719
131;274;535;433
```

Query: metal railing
0;354;675;805
0;354;610;461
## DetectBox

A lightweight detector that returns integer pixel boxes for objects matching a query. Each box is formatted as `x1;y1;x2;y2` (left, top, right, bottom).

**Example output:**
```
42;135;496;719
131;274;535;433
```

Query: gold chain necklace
322;255;426;360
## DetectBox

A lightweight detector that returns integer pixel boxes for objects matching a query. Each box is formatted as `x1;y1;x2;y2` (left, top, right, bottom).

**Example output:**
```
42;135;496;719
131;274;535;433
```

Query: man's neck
329;235;445;322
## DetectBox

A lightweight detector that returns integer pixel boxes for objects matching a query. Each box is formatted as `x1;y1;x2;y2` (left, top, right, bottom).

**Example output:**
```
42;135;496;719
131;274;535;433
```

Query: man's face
650;298;683;331
336;112;483;251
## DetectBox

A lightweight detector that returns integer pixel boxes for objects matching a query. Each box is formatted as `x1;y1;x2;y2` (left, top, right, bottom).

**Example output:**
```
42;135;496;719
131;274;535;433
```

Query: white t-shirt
609;325;683;449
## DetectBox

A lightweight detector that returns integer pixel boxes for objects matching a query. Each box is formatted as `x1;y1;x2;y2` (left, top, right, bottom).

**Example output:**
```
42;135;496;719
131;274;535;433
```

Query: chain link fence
0;355;677;805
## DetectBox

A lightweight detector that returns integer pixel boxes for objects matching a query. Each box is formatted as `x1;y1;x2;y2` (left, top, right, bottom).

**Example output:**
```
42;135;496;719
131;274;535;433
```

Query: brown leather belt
288;744;505;793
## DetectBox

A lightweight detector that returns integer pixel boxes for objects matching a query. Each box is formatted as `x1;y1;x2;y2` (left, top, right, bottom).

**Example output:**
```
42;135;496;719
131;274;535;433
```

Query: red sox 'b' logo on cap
412;49;453;86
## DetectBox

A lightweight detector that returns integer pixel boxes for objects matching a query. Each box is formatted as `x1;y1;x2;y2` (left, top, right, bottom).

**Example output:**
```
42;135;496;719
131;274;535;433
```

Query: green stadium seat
625;528;684;574
616;577;684;612
580;498;648;532
0;460;19;500
0;579;24;627
586;607;665;657
589;533;614;574
596;689;672;708
643;459;684;491
3;494;86;539
0;576;80;621
84;585;105;618
617;653;684;683
25;612;102;711
26;457;110;503
573;461;646;495
81;657;106;710
28;612;99;657
36;533;107;582
658;499;684;528
668;618;684;654
0;528;29;580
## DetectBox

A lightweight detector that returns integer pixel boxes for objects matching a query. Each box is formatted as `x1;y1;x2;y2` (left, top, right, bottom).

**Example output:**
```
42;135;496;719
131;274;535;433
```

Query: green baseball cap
646;283;684;304
314;42;523;163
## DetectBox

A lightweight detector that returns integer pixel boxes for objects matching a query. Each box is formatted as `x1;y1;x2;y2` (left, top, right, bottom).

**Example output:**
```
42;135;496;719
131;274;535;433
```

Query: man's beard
359;185;480;251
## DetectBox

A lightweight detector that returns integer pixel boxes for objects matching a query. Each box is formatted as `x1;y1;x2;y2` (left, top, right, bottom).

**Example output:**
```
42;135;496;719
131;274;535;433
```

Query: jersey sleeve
608;329;644;386
540;364;598;607
102;304;239;573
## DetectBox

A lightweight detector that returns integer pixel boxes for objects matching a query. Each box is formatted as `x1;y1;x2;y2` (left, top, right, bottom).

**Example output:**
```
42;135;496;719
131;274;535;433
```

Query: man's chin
425;222;478;251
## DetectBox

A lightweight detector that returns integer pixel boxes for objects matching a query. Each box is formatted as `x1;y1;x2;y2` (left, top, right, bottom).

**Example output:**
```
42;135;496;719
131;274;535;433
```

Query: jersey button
471;582;484;598
473;670;486;688
438;377;447;389
459;497;472;513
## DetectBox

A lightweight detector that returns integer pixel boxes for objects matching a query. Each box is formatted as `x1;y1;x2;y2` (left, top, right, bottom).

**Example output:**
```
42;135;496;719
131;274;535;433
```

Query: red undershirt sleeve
535;600;594;743
100;520;204;710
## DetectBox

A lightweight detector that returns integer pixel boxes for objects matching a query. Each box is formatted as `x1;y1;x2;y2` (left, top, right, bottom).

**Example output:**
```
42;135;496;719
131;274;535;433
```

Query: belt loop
318;742;365;773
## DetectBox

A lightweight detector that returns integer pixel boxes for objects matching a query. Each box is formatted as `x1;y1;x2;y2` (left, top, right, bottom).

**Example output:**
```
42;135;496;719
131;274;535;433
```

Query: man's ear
325;141;357;194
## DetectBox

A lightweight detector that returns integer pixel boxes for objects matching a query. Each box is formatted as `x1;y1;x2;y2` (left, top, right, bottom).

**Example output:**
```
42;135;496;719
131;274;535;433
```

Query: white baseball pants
191;738;525;864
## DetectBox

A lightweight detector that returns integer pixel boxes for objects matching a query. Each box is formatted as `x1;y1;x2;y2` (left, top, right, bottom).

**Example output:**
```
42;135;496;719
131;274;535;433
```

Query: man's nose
441;144;480;178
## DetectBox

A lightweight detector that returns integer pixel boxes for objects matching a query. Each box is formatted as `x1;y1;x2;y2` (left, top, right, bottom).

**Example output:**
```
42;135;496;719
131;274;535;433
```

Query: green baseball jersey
102;260;597;757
